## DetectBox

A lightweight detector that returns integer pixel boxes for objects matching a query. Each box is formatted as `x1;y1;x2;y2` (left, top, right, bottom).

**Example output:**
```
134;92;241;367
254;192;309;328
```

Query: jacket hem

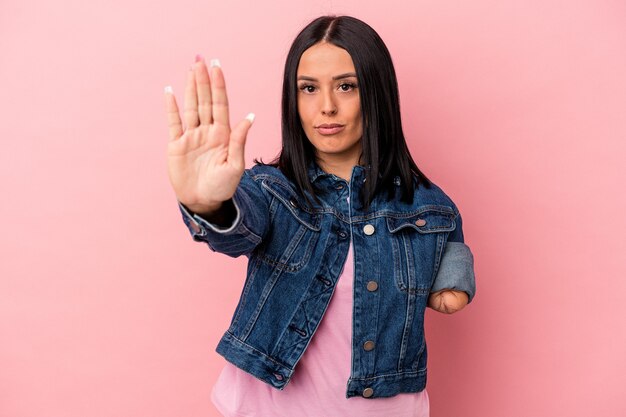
346;369;427;398
215;331;294;390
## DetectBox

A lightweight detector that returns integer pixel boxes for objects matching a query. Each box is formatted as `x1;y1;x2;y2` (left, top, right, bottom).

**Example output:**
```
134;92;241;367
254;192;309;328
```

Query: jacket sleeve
430;211;477;303
177;170;271;258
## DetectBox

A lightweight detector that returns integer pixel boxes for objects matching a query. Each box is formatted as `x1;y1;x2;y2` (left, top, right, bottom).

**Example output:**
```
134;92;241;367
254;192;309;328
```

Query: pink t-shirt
211;243;429;417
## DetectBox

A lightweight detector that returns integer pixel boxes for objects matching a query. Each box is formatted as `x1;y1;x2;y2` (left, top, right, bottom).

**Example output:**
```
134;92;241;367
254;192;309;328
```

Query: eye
298;84;316;93
338;82;357;92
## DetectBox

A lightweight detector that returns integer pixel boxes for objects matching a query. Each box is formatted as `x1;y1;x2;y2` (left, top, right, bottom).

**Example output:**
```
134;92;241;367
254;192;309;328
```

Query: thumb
228;113;255;168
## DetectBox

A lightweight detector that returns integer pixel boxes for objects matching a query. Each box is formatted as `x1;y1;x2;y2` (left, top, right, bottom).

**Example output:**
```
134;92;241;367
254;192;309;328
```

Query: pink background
1;0;625;416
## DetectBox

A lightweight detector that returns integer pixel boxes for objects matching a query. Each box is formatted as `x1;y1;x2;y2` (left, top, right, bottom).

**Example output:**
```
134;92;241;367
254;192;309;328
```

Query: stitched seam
349;368;427;381
224;331;292;370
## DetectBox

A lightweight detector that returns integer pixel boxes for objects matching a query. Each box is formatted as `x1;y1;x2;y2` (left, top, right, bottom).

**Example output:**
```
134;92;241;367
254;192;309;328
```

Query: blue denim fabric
177;162;476;399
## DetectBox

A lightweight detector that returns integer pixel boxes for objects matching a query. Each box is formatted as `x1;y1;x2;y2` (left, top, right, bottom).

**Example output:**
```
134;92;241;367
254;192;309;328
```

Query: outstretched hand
164;55;255;215
428;289;469;314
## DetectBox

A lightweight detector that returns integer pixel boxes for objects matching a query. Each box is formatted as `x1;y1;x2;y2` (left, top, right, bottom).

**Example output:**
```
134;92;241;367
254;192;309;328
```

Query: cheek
297;99;313;123
347;97;361;119
351;103;362;130
296;106;314;139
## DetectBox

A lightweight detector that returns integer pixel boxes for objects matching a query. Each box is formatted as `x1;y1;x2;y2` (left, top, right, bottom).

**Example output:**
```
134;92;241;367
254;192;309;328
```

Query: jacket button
335;184;344;190
415;218;426;227
366;281;378;291
289;198;298;208
190;221;201;234
363;340;375;351
362;387;374;398
363;224;375;235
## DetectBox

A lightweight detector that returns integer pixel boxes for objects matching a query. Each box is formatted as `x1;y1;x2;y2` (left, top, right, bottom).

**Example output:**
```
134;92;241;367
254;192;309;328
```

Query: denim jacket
177;162;476;399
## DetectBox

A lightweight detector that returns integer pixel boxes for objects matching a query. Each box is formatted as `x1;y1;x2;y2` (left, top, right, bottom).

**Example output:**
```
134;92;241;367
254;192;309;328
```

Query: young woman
164;15;475;417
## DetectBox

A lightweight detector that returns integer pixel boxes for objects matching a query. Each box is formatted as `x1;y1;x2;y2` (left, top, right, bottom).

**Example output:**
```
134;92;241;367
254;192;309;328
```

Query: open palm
164;56;254;214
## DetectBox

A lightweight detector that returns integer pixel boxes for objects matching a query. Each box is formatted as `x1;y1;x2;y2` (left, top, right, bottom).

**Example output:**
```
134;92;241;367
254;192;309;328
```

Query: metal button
273;373;284;381
289;198;298;208
415;218;426;227
363;340;375;351
190;221;201;234
338;231;348;240
363;224;375;235
335;184;344;190
316;275;332;286
362;387;374;398
366;281;378;291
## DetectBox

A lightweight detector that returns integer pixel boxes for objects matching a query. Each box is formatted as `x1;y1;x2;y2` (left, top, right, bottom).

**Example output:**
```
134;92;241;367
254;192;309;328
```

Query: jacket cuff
178;199;242;239
431;241;476;303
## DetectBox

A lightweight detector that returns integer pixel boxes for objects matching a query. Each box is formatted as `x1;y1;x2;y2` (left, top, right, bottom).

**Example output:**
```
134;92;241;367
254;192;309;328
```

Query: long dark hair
255;15;431;209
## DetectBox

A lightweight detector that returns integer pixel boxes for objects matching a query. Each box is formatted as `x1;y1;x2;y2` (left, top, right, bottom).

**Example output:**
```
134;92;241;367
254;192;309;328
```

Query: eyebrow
297;72;357;81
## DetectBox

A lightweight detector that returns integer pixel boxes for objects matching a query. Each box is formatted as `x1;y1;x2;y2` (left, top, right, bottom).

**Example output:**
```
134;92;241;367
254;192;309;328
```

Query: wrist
181;200;223;216
188;202;223;216
185;199;237;228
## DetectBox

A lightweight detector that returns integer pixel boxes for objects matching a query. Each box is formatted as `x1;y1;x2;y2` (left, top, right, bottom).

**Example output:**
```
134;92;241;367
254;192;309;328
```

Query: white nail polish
246;113;255;123
210;58;221;68
164;85;173;94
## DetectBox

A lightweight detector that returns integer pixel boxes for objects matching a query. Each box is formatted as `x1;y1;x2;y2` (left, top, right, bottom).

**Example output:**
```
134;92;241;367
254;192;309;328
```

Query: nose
321;90;337;116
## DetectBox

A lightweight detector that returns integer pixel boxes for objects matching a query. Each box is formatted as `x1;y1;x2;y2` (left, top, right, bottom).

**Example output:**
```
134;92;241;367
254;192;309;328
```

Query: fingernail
210;58;221;68
246;113;255;123
195;54;204;63
164;85;173;94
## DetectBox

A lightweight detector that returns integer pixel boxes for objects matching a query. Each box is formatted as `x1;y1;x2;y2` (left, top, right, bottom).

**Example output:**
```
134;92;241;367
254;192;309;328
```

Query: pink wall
1;0;625;416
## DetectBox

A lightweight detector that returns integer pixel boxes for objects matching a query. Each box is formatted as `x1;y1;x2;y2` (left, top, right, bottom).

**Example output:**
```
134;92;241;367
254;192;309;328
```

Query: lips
315;123;345;135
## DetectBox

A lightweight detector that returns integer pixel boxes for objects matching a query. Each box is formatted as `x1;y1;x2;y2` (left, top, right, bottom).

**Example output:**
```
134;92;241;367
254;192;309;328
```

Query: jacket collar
306;160;371;183
307;160;328;183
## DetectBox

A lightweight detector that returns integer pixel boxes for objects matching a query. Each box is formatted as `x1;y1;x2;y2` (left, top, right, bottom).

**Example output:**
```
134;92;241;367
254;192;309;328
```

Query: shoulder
242;164;299;197
409;174;460;216
245;163;288;182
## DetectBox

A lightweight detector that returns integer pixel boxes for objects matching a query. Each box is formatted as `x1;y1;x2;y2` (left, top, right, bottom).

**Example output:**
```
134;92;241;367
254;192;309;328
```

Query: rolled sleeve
431;241;476;303
430;211;477;303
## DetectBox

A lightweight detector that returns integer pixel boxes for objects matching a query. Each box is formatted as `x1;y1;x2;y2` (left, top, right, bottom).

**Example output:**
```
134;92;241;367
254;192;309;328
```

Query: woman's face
296;42;363;167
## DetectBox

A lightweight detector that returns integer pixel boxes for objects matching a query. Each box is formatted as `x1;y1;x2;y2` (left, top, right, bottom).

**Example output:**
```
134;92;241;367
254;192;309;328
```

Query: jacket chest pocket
257;180;322;273
386;208;456;294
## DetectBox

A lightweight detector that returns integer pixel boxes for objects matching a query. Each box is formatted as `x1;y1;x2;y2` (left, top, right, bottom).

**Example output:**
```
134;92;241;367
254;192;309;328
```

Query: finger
228;113;255;169
195;55;212;125
184;66;199;129
440;291;466;313
453;291;469;306
209;60;230;126
428;292;448;313
427;293;439;310
164;86;183;141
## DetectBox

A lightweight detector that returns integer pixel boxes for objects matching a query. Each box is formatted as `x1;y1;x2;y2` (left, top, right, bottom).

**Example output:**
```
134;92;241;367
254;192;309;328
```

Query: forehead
297;42;356;76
